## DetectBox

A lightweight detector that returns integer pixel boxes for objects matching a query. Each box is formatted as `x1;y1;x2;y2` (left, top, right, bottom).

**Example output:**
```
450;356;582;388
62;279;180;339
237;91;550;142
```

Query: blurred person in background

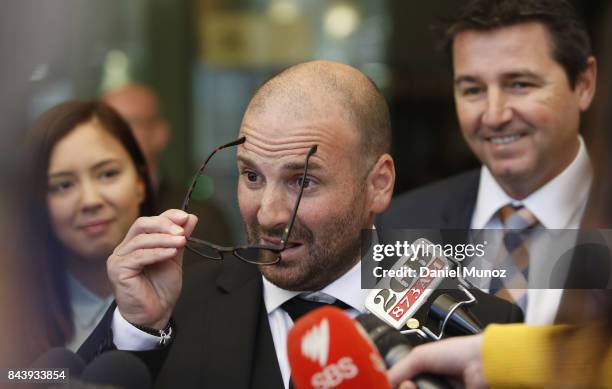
103;83;233;247
0;203;39;368
16;101;154;362
377;0;599;324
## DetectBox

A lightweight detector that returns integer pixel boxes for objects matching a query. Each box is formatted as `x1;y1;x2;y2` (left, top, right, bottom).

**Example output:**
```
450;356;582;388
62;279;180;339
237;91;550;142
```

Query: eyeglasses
181;136;318;265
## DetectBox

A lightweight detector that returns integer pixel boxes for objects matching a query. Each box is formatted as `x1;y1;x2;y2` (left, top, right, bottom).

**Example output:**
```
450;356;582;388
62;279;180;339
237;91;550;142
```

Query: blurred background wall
1;0;610;241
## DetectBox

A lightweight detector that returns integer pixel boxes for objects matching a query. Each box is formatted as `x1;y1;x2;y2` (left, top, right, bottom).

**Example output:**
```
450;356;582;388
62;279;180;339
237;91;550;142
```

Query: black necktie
282;296;352;389
281;296;351;322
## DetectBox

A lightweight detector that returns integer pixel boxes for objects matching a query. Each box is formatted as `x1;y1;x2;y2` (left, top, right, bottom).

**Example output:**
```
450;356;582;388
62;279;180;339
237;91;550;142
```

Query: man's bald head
104;83;160;113
245;61;391;166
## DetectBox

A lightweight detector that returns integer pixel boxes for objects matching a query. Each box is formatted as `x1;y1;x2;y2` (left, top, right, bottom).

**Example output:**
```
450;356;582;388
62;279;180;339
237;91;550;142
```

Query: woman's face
46;120;145;262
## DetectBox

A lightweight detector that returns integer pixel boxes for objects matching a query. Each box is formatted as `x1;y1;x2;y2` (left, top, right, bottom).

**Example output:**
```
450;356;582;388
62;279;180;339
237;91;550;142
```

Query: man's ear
576;56;597;111
366;153;395;214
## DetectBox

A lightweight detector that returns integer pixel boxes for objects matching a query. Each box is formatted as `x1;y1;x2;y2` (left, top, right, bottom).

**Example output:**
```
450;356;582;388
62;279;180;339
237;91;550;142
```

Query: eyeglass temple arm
280;145;318;246
181;137;246;211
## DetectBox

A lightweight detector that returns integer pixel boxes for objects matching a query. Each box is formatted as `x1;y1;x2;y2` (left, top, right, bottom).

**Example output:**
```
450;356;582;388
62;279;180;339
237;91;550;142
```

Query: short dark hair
442;0;592;88
19;100;154;347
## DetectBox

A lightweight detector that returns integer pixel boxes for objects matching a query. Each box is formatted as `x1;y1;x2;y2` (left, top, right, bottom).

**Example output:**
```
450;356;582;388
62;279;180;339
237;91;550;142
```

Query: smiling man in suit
378;0;598;324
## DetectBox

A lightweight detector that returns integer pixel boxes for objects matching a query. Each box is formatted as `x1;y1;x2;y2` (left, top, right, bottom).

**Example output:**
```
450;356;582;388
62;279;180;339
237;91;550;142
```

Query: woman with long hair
17;101;154;360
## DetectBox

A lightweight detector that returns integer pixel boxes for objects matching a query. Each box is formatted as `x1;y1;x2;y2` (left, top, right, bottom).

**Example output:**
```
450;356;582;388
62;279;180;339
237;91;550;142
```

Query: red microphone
287;306;391;389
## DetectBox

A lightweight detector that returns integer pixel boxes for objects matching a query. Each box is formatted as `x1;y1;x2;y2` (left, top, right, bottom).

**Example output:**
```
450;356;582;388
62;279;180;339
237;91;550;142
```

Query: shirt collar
472;135;592;229
262;260;367;315
67;274;114;328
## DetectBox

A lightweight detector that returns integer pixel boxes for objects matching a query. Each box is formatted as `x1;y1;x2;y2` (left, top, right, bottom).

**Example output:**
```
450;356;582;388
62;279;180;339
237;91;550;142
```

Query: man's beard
245;190;368;291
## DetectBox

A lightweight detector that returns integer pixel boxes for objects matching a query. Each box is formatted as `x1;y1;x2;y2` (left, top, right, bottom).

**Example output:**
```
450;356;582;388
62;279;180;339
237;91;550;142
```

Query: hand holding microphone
356;314;455;389
387;334;486;389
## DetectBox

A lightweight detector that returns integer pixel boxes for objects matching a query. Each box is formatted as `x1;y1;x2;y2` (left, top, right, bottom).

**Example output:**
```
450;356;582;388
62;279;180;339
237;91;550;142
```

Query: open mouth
279;243;305;262
262;238;302;249
487;133;524;145
283;242;302;250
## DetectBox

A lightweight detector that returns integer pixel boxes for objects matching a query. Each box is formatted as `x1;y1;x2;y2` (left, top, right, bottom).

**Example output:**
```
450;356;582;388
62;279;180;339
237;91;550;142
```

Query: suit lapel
201;258;283;389
441;170;479;230
77;301;116;363
441;170;480;245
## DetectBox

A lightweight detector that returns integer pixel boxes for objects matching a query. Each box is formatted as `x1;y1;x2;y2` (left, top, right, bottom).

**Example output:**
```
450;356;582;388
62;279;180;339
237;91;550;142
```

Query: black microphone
29;347;86;377
429;294;482;336
356;313;455;389
80;351;152;389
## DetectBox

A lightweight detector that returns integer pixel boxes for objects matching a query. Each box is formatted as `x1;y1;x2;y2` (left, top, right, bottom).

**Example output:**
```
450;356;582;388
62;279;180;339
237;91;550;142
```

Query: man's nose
256;186;292;234
482;89;512;130
79;179;104;213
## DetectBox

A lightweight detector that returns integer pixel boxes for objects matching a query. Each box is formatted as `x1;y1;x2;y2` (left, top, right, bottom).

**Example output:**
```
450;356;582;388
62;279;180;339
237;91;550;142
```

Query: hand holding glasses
181;136;317;265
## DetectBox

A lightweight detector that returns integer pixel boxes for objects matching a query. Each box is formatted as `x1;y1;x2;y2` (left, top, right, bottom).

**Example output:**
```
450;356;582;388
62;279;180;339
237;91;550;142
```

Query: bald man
104;83;233;247
99;61;393;388
96;62;518;388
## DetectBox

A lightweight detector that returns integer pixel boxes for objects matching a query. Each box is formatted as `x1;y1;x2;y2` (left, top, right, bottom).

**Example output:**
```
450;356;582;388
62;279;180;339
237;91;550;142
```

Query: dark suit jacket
76;257;282;388
152;258;284;389
375;169;526;327
376;169;480;231
375;169;483;286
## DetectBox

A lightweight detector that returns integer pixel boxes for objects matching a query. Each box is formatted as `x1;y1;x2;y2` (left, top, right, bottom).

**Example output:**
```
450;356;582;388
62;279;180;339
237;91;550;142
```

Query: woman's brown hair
18;100;154;355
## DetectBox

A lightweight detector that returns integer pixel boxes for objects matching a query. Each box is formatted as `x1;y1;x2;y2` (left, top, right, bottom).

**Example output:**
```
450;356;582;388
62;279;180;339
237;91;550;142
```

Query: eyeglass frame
180;136;318;265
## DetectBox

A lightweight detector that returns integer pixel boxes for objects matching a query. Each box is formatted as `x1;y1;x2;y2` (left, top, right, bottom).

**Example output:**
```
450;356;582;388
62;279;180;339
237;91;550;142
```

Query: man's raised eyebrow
236;156;323;172
237;155;258;168
282;160;322;172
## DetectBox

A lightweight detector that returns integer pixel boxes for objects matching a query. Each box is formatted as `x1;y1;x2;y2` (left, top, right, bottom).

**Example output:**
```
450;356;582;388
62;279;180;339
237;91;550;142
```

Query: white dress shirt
65;274;114;352
470;135;592;324
263;261;367;388
112;261;368;389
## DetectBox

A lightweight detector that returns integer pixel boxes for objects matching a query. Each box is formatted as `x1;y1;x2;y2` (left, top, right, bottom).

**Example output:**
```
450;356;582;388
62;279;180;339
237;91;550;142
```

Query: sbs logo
310;357;359;389
301;318;330;367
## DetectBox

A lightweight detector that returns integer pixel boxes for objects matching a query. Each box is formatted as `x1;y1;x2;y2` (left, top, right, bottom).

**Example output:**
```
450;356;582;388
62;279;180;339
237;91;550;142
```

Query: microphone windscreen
81;351;152;389
287;306;391;389
30;347;86;377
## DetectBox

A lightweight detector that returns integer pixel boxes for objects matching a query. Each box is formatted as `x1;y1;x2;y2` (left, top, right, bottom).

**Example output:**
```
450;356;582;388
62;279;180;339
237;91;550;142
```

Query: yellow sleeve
481;324;560;388
481;323;612;389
